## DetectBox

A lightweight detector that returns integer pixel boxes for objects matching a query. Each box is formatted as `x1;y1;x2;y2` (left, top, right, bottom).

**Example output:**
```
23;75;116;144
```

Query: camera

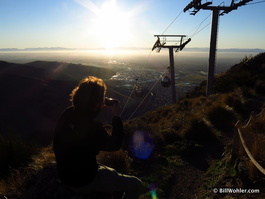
105;97;119;106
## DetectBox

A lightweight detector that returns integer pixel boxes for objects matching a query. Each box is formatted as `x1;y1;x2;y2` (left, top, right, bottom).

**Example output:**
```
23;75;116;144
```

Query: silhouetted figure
53;76;142;199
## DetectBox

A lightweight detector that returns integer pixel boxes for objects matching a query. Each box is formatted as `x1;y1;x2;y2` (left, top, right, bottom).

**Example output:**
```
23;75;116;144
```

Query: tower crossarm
184;0;253;15
152;35;190;52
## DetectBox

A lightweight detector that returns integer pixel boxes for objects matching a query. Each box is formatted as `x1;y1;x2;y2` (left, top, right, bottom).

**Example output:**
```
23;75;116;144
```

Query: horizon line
0;47;264;52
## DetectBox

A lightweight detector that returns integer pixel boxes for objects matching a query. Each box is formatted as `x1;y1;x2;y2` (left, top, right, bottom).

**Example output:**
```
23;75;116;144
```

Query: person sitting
53;76;142;199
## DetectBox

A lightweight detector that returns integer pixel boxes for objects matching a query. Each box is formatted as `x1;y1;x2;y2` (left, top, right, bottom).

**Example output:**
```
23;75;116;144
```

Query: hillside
0;61;115;144
0;53;265;199
126;53;265;199
0;60;168;144
187;53;265;98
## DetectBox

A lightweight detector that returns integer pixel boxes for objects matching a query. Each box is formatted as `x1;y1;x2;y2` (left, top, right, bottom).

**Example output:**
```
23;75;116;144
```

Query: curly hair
70;76;107;114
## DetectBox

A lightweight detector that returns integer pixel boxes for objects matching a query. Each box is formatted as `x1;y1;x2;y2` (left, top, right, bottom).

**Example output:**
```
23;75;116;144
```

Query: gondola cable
188;13;211;38
162;10;183;35
120;86;135;118
191;22;211;38
247;0;265;5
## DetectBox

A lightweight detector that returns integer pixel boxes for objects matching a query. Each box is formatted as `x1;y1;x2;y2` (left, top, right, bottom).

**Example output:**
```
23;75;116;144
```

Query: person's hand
111;102;121;117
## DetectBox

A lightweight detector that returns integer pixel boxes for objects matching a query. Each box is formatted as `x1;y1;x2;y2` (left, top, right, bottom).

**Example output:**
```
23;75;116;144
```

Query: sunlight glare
91;0;133;48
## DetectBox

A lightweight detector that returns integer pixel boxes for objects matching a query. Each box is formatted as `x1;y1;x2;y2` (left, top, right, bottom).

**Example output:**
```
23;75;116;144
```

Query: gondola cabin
161;76;171;87
134;85;143;97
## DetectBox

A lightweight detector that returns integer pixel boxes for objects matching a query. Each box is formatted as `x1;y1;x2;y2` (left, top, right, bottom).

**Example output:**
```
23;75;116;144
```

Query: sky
0;0;265;50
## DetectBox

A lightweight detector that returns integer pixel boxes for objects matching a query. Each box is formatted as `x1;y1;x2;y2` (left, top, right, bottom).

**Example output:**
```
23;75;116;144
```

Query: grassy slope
1;53;265;198
128;53;265;198
123;53;265;198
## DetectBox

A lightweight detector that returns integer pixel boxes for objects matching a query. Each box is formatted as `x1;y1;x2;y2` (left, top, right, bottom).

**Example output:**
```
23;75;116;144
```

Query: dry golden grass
236;109;265;181
97;150;132;174
125;91;246;154
0;146;55;196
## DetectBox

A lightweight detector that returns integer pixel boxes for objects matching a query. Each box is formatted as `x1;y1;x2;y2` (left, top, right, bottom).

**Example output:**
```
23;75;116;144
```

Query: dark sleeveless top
53;107;123;187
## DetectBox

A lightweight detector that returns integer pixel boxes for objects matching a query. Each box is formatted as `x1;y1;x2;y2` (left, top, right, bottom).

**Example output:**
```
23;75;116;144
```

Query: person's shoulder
64;106;74;113
59;106;74;119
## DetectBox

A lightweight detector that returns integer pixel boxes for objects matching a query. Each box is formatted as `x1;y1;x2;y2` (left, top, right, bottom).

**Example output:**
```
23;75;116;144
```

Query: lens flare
150;190;158;199
129;130;154;159
149;184;158;199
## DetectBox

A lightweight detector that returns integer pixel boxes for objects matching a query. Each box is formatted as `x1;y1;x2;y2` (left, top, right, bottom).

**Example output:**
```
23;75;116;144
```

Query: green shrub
183;118;225;158
159;128;182;145
224;92;247;116
206;105;239;131
183;118;218;144
255;80;265;95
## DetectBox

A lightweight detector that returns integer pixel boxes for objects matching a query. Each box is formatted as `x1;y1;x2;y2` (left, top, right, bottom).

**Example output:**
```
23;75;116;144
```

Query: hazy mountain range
0;47;264;52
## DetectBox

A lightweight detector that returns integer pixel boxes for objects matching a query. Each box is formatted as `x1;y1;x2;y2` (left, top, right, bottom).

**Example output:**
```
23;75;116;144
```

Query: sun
75;0;146;49
93;1;132;48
